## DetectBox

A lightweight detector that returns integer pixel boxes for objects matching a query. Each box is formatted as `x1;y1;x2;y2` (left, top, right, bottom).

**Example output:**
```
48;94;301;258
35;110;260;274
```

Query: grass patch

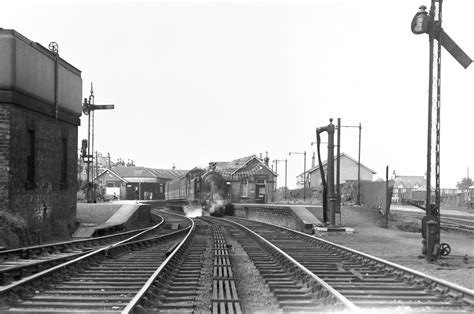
0;210;27;248
390;213;421;233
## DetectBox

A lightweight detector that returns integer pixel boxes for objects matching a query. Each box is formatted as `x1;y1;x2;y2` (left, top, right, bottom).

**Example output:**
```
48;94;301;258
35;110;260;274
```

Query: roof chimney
264;151;269;166
312;152;315;168
172;163;176;170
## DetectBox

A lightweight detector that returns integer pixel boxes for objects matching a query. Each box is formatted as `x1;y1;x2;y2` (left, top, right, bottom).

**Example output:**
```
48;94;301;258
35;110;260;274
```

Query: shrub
0;210;28;248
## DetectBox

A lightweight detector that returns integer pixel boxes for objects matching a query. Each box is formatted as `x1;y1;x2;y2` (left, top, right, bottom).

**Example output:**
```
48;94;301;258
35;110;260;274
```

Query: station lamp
411;5;431;35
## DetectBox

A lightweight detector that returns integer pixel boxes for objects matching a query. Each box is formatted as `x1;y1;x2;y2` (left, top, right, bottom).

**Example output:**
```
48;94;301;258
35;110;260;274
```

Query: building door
255;177;266;203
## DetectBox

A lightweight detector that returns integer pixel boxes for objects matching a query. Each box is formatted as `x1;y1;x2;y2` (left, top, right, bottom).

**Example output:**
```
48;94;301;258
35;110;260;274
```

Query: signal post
81;84;115;203
411;1;471;261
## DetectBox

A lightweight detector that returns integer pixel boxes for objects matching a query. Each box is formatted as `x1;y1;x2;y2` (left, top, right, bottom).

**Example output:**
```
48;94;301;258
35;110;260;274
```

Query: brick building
0;30;82;239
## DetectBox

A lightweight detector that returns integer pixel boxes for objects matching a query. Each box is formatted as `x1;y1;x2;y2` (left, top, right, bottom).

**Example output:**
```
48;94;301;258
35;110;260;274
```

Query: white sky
2;0;474;189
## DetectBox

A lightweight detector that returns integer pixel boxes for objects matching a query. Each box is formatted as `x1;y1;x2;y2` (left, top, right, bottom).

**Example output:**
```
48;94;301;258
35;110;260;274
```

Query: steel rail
0;215;166;288
0;229;190;311
0;215;169;295
121;215;195;313
230;216;474;303
215;217;359;312
0;223;158;261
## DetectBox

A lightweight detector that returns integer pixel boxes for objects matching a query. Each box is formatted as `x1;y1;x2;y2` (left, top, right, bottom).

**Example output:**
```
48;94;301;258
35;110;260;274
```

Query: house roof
413;184;434;192
112;166;157;178
394;175;425;189
306;152;376;175
94;166;189;183
149;168;188;179
94;168;128;183
210;155;277;179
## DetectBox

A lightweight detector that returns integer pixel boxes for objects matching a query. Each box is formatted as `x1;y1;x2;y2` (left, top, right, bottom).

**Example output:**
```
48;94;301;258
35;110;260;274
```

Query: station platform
73;202;151;238
233;203;323;234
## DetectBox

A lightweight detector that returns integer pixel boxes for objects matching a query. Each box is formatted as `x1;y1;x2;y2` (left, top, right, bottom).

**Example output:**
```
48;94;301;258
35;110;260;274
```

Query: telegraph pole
273;159;288;200
289;151;307;202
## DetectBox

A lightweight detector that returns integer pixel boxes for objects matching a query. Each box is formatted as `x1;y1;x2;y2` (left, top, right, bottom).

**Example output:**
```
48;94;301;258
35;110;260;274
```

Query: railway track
3;209;472;312
125;218;244;313
0;209;192;289
215;216;474;313
0;223;161;287
392;209;474;233
0;211;171;288
204;217;351;313
0;211;192;312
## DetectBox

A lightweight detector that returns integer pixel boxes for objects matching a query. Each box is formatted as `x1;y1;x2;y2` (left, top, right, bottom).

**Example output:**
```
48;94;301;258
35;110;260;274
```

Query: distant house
95;166;187;200
391;173;425;203
307;152;376;189
391;172;461;205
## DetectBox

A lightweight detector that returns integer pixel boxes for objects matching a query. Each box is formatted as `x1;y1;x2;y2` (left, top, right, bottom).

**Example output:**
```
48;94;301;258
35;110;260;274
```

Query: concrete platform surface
73;203;149;238
105;204;140;225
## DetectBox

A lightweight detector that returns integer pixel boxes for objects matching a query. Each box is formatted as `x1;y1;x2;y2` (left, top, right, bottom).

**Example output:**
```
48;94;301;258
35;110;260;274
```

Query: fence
360;180;394;214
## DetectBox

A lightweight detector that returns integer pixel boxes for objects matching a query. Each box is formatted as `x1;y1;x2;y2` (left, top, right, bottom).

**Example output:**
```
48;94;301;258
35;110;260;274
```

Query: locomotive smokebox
203;171;223;189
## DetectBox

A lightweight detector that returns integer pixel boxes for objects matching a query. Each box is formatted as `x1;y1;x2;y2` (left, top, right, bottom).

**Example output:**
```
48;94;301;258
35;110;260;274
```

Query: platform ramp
73;204;151;238
290;206;323;226
233;204;322;234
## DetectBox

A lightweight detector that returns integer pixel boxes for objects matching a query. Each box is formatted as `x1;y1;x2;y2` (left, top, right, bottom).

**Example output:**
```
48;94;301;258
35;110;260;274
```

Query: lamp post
273;159;288;200
289;151;307;202
340;122;362;205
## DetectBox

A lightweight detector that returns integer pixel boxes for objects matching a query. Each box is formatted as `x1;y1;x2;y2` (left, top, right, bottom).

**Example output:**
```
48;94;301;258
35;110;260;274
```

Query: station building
95;166;187;200
0;30;82;238
210;154;277;203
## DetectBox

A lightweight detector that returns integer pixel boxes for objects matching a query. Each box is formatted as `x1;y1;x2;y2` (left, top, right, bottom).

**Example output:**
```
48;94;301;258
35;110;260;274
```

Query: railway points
2;202;473;312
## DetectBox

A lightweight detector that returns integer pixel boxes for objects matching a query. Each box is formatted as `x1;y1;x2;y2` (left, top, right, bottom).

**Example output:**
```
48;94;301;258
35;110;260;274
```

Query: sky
2;0;474;189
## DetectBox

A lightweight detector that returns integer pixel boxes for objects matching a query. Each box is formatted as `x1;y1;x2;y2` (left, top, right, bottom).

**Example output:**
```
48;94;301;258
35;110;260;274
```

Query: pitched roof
210;154;277;179
110;166;188;180
394;175;425;189
94;168;128;183
413;184;434;192
307;152;376;175
149;168;188;179
112;166;157;178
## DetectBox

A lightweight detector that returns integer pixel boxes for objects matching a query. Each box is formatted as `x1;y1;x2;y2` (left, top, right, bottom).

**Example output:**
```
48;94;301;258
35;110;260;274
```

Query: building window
60;137;68;189
241;178;248;197
26;129;36;189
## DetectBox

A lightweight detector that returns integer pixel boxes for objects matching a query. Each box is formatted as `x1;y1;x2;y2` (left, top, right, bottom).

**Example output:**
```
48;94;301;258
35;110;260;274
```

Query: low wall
233;204;319;234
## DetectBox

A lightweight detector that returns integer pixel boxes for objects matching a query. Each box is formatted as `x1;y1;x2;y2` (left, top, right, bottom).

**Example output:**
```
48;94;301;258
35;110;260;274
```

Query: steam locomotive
165;155;276;216
165;167;231;216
